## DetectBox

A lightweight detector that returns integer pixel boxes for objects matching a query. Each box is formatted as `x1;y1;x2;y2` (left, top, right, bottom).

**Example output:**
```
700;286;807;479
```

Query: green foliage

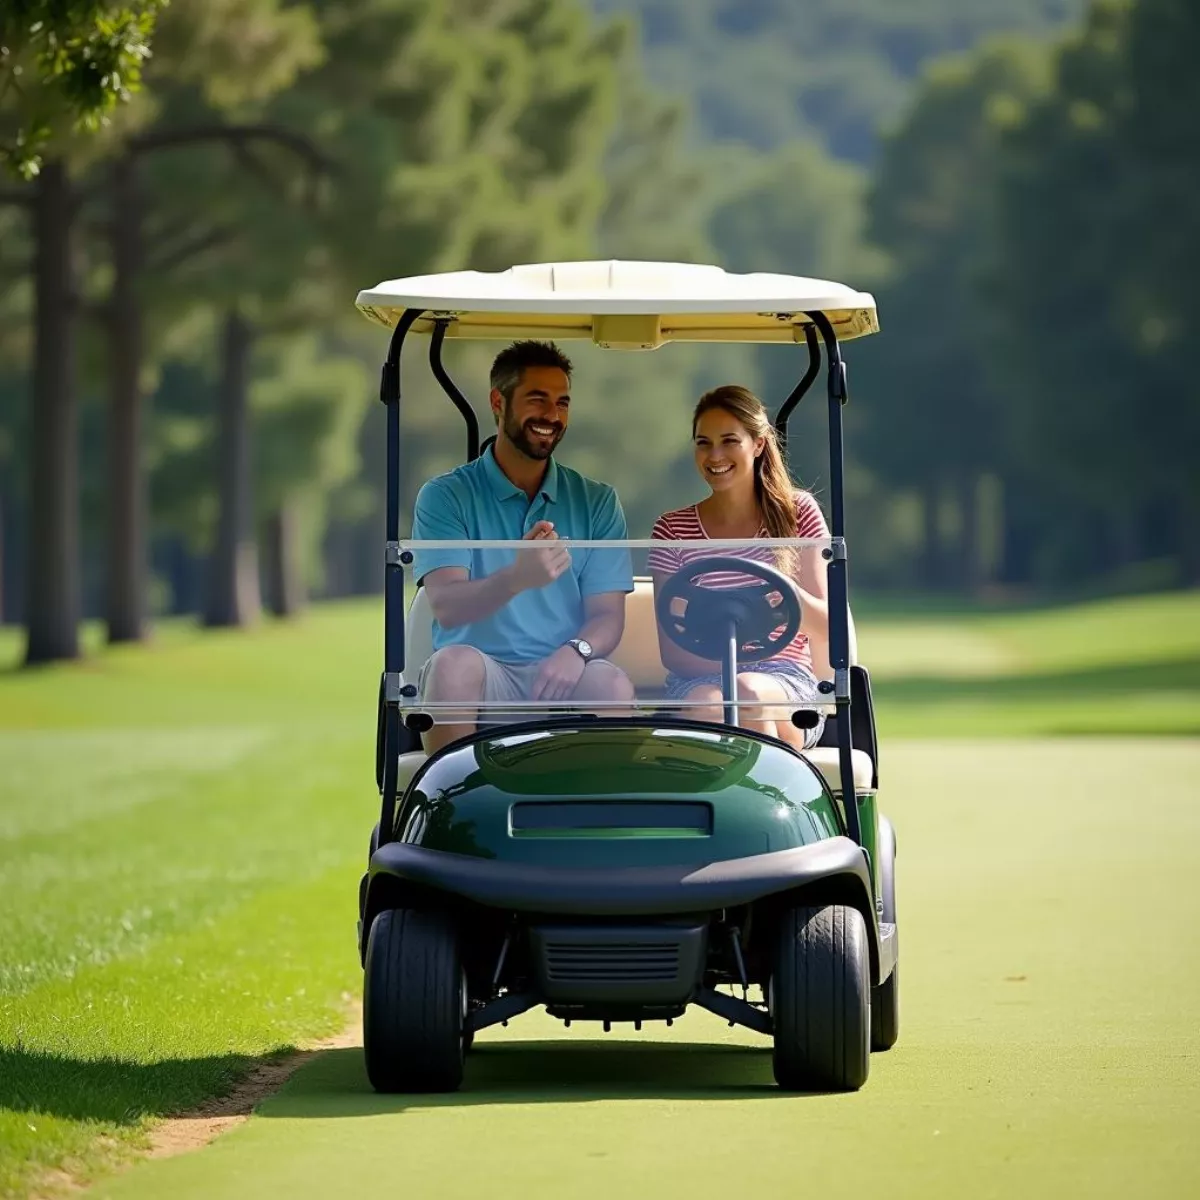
985;0;1200;579
848;0;1200;588
0;0;165;177
592;0;1083;161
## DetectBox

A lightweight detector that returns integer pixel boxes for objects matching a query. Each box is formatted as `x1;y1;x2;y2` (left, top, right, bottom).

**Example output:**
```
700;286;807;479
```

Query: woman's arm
792;543;831;678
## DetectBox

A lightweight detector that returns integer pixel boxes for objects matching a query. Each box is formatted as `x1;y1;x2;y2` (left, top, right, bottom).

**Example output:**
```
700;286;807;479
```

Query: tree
0;0;164;178
92;0;324;639
0;0;322;660
1112;0;1200;579
290;0;631;600
591;0;1083;162
858;38;1052;590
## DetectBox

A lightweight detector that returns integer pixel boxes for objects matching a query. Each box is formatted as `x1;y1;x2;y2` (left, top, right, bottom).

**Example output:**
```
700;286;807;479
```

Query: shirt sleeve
646;513;681;575
795;491;830;540
579;485;634;597
410;477;472;584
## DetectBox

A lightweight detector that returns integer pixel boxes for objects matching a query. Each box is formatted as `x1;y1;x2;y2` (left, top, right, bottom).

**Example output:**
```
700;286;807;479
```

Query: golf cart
354;261;898;1093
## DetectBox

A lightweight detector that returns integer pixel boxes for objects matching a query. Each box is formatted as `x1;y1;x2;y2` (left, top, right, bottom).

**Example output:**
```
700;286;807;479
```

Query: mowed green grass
0;605;383;1198
862;590;1200;737
92;740;1200;1200
0;590;1197;1198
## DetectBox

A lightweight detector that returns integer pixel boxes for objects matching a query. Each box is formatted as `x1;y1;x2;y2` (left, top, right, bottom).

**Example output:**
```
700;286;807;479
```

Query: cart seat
402;579;875;795
404;578;670;693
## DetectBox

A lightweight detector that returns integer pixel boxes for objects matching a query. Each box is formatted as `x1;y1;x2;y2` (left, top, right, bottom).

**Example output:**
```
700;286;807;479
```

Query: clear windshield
399;534;836;734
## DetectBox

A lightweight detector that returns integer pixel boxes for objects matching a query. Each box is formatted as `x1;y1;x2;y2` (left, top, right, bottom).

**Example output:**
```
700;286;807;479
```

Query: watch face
576;639;593;659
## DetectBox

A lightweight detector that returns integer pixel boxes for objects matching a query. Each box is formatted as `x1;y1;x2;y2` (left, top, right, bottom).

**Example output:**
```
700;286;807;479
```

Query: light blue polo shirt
410;449;633;664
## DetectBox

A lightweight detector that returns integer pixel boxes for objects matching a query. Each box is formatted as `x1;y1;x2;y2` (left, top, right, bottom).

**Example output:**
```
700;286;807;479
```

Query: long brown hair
693;384;800;575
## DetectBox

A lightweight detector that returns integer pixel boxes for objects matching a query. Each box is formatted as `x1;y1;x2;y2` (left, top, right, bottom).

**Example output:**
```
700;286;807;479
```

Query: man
411;340;635;752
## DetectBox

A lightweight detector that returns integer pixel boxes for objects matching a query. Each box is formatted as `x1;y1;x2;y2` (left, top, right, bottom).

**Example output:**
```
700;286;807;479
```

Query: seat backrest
404;579;856;690
403;578;668;690
610;579;668;689
405;587;435;681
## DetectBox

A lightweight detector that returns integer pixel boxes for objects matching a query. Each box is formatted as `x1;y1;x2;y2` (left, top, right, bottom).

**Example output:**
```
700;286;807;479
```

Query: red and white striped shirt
648;493;829;670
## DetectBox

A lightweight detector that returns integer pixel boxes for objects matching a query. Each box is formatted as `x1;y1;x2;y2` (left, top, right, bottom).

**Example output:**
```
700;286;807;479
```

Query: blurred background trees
0;0;1197;663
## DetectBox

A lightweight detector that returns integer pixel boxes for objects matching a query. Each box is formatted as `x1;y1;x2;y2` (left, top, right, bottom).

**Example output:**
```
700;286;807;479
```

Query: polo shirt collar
481;445;559;503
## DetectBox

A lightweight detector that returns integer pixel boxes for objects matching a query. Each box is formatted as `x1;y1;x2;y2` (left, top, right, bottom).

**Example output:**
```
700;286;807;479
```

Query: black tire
771;904;870;1092
870;815;899;1052
363;908;466;1093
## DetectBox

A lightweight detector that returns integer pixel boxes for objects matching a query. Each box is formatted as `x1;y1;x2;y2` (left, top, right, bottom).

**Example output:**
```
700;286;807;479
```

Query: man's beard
504;407;564;460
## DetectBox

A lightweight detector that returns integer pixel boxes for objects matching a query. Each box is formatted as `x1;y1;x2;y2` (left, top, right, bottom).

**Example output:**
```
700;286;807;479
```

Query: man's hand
531;643;587;701
508;521;571;594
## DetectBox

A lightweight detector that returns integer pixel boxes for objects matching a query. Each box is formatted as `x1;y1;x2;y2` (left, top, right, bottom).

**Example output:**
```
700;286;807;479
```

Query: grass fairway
863;590;1200;737
0;605;383;1199
89;740;1200;1200
1;591;1198;1198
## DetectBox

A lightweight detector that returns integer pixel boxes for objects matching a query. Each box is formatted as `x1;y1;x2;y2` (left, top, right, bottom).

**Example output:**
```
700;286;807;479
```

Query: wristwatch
567;638;593;662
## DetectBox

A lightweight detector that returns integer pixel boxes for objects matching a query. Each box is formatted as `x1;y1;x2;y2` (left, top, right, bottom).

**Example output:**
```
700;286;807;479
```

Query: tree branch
230;138;285;192
129;124;332;177
148;222;238;275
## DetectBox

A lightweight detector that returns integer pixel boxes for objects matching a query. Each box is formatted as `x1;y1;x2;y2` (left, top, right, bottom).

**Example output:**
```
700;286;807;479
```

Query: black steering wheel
655;555;803;665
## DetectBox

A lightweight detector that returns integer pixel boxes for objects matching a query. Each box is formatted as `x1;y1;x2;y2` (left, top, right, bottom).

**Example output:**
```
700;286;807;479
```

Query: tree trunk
263;500;307;618
24;160;80;665
205;310;260;627
919;478;942;590
105;154;148;643
956;470;981;594
321;521;350;599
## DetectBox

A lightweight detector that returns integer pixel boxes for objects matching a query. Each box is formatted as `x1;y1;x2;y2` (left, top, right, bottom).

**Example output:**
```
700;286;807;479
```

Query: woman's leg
734;672;790;742
747;667;825;752
678;675;785;740
678;682;724;724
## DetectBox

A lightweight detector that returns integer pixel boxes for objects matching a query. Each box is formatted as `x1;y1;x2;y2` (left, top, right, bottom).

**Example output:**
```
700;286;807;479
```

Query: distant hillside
592;0;1082;161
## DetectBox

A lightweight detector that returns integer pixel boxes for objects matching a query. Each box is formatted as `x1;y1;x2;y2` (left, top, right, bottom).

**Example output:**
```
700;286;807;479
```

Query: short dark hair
489;340;573;401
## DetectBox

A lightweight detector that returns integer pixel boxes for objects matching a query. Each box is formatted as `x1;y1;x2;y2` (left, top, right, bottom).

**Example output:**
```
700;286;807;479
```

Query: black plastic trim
774;323;821;456
466;992;537;1033
694;987;772;1036
430;320;480;461
370;838;870;917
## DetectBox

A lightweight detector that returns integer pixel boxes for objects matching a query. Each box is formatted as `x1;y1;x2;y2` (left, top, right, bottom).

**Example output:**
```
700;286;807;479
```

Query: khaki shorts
417;645;615;705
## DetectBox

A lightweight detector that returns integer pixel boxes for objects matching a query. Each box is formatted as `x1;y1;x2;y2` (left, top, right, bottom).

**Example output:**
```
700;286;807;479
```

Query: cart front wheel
363;908;465;1093
770;904;869;1091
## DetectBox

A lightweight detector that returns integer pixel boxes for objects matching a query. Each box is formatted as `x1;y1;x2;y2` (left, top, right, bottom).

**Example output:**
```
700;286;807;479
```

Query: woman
648;385;830;750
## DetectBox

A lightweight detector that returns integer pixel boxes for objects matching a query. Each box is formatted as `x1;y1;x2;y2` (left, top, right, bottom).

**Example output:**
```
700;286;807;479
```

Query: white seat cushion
801;747;874;794
609;578;668;689
396;745;873;797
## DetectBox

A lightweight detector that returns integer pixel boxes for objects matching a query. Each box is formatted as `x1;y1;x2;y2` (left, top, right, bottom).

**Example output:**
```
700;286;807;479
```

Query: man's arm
577;590;626;658
424;522;570;630
530;590;626;701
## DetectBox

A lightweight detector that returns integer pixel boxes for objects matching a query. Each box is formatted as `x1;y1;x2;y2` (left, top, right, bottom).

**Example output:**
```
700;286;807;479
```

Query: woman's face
693;407;764;494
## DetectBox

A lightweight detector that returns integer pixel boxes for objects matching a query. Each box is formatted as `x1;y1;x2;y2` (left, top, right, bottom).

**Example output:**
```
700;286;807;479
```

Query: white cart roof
355;260;878;349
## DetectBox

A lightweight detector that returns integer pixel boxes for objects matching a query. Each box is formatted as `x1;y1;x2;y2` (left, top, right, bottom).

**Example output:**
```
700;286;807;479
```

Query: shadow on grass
0;1044;282;1124
876;656;1200;705
261;1039;800;1115
0;1038;802;1124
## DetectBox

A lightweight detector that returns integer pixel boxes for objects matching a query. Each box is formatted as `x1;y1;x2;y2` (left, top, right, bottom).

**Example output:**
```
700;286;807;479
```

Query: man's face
493;366;571;461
